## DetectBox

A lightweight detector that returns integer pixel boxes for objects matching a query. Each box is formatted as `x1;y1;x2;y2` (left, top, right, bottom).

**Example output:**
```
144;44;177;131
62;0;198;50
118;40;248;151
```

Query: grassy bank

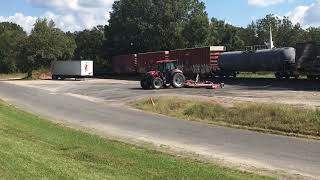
133;97;320;138
0;100;272;179
0;73;25;80
0;69;51;80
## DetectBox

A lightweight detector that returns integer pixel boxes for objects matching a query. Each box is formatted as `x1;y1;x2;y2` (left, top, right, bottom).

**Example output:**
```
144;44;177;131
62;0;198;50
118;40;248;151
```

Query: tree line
0;0;320;76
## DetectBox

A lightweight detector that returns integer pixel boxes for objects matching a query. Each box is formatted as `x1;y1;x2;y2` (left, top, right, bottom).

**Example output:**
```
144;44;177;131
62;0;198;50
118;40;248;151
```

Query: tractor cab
156;60;178;73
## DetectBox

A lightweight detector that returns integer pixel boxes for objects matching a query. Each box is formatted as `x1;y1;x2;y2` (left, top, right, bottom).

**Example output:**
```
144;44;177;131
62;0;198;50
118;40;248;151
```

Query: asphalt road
0;80;320;179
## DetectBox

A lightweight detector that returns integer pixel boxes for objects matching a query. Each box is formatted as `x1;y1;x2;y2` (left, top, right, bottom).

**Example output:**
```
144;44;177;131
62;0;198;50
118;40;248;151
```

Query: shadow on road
95;75;141;81
216;78;320;91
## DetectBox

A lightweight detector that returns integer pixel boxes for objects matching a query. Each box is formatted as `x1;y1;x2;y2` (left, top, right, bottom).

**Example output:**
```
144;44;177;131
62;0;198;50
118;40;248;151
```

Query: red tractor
140;60;186;90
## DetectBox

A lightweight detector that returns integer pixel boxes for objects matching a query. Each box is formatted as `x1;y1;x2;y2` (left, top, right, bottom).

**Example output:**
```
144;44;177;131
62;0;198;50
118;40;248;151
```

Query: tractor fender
170;69;183;75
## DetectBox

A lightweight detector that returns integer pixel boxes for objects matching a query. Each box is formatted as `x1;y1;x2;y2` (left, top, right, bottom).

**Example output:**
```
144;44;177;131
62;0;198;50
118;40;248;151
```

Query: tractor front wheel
140;79;150;90
172;73;185;88
152;77;164;89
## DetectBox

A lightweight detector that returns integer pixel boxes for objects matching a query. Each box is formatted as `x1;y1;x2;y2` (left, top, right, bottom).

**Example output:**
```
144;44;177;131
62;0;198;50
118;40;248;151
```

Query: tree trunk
27;70;32;79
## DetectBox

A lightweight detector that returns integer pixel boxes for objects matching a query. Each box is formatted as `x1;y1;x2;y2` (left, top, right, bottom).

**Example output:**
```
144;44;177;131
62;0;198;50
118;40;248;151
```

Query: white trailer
51;61;93;80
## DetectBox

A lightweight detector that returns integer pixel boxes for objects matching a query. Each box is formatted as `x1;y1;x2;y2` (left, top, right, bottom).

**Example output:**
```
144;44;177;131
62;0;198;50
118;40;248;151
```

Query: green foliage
181;1;209;47
0;22;24;34
74;26;110;72
206;18;244;50
205;14;315;50
183;14;209;47
241;15;308;48
0;22;26;73
74;26;105;61
106;0;210;55
0;100;273;180
305;27;320;42
17;19;76;77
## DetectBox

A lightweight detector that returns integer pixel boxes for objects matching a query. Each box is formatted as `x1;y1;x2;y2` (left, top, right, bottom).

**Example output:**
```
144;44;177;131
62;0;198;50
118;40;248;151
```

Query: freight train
112;42;320;80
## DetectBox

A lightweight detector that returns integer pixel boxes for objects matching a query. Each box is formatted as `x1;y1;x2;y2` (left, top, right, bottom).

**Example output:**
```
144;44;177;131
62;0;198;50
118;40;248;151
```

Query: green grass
0;100;273;180
236;73;308;79
133;97;320;138
237;73;275;79
0;68;51;80
0;73;25;80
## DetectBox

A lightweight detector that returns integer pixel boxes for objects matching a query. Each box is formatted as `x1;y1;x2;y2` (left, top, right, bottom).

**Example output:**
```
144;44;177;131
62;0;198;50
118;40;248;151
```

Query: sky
0;0;319;33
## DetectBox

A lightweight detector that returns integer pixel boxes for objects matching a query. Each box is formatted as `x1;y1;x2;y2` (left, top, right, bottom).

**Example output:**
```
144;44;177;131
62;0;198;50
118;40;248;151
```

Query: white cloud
0;13;37;33
286;5;310;25
248;0;287;7
247;0;320;27
0;0;115;33
43;11;81;32
287;1;320;27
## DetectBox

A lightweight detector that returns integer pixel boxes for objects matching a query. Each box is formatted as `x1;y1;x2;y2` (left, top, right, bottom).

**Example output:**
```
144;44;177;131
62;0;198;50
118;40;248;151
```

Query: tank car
218;47;296;78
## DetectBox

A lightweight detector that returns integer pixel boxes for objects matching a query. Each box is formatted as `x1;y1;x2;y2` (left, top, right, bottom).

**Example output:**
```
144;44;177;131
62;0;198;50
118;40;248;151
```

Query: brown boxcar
169;46;226;76
112;54;137;74
137;51;170;73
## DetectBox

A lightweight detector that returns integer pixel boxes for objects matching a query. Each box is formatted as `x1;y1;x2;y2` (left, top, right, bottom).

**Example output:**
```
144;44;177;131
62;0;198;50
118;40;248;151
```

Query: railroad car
295;42;320;79
137;51;170;73
217;47;296;79
169;46;225;76
112;46;226;77
111;42;320;80
112;54;137;74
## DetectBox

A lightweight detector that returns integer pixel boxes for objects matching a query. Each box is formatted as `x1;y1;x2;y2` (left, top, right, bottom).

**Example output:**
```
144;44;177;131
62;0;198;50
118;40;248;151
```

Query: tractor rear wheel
152;77;164;89
140;79;150;90
172;73;185;88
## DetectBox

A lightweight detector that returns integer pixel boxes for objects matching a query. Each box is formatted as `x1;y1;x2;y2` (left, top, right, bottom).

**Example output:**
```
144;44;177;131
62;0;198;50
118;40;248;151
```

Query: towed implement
185;80;224;89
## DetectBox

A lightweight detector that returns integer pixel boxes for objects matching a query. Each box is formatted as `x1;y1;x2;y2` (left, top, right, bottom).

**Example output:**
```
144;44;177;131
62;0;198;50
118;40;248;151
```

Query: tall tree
0;22;26;73
181;1;209;47
240;22;259;47
276;17;305;47
74;26;108;72
305;27;320;42
18;19;76;77
74;27;104;60
254;14;281;46
206;18;244;51
106;0;209;55
240;15;305;48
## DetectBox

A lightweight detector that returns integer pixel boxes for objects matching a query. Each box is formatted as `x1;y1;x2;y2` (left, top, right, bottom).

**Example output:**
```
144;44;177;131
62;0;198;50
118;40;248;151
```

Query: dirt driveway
5;78;320;107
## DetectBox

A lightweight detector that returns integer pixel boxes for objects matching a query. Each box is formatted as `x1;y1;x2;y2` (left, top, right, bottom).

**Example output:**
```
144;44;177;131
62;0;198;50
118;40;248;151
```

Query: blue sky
0;1;42;16
0;0;319;33
203;0;316;26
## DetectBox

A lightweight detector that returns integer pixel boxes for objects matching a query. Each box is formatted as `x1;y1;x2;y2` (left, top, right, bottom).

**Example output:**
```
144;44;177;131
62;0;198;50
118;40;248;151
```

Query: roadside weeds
132;96;320;140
